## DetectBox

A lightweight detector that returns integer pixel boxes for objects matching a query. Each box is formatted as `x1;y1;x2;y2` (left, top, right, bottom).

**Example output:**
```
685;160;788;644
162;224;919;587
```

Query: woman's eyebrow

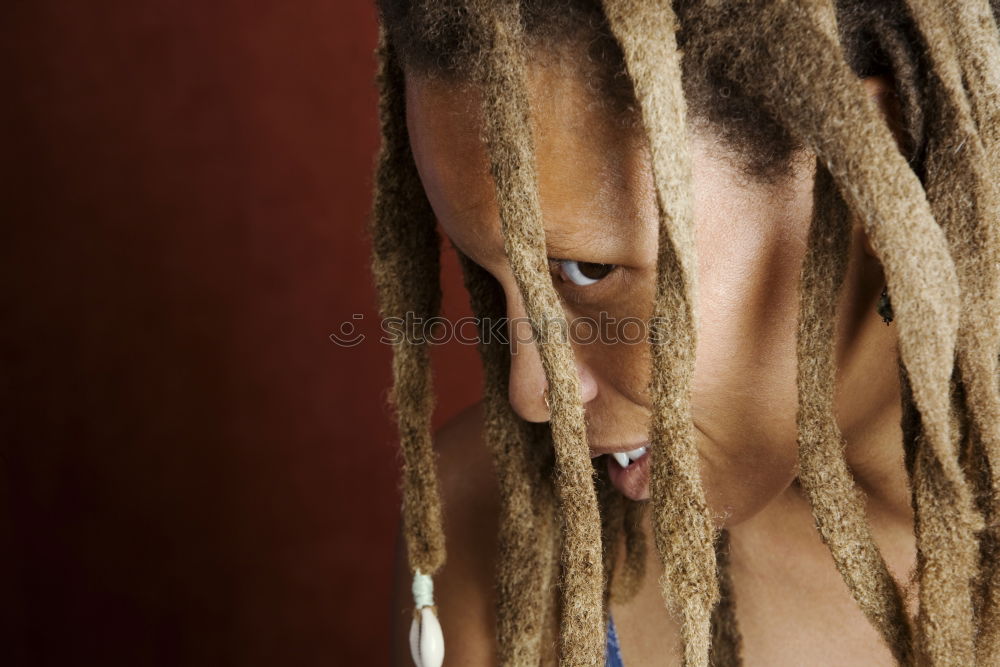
541;216;628;258
440;219;508;274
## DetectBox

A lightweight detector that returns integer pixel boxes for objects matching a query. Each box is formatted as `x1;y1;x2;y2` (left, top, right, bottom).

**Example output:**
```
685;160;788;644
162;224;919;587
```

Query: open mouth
604;448;651;501
607;446;646;469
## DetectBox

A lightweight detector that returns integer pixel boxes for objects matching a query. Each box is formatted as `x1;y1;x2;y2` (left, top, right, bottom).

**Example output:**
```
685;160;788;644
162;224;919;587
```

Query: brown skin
391;54;916;665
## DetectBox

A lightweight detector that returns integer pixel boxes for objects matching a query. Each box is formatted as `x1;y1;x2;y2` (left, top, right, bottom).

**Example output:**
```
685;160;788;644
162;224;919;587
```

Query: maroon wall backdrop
1;3;480;665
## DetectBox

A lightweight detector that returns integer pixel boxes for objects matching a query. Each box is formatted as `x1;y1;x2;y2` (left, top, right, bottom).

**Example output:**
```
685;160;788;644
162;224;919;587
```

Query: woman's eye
555;260;616;286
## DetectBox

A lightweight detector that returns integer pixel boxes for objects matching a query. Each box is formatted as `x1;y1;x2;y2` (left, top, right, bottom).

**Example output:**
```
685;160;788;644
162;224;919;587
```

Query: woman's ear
862;75;907;154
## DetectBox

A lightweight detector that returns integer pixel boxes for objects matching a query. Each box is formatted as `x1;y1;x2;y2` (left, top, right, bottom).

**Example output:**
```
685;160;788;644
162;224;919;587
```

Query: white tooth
612;452;630;468
626;447;647;462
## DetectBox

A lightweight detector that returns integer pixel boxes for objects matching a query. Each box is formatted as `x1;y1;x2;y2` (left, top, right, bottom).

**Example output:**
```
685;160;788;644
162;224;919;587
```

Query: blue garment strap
606;615;625;667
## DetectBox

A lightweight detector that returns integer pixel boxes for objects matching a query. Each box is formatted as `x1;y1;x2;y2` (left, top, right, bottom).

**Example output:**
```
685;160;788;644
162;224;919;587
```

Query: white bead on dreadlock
408;571;444;667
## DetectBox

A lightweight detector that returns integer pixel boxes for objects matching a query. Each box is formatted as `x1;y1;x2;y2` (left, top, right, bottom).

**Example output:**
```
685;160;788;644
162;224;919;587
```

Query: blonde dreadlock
909;3;1000;661
465;3;606;662
460;252;559;665
602;2;718;665
371;31;445;585
796;162;914;664
679;1;993;662
373;0;1000;664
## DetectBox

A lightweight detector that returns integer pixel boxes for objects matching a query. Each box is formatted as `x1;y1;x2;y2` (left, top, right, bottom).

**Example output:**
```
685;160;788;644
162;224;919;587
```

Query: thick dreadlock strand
710;531;743;667
679;1;984;662
903;2;1000;661
910;442;977;664
601;1;718;665
941;0;1000;162
598;480;645;608
458;253;558;665
465;2;606;663
539;520;563;667
599;466;627;612
908;0;1000;523
796;161;913;663
371;31;446;581
611;499;648;605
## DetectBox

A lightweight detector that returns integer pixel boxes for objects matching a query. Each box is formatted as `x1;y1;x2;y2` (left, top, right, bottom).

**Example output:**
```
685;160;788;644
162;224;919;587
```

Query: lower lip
606;452;651;501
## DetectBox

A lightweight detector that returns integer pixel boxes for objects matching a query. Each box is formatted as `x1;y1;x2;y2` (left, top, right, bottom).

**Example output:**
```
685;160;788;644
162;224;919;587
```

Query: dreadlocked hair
372;0;1000;664
901;4;1000;664
371;30;445;586
459;250;561;665
602;3;719;665
466;4;637;662
796;161;915;664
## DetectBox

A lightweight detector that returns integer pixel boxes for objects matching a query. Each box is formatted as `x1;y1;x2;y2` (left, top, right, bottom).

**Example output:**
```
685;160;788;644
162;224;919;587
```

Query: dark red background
1;3;479;665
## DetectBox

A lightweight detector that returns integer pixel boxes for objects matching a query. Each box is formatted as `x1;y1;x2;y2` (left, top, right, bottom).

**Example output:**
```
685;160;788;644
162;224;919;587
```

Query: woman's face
405;57;899;525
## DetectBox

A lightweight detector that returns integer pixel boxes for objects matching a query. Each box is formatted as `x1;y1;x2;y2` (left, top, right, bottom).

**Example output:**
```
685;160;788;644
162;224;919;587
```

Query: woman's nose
506;302;598;423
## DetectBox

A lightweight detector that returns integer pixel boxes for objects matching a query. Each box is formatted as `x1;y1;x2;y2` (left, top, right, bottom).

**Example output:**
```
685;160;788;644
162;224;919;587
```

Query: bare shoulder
390;401;500;666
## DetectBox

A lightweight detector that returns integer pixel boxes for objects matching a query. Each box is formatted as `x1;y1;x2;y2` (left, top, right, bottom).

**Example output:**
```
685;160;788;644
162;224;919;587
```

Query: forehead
404;63;656;267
